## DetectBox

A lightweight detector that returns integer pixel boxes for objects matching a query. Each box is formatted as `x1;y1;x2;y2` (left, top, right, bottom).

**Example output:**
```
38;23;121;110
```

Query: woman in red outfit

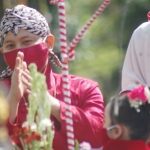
0;5;104;150
97;86;150;150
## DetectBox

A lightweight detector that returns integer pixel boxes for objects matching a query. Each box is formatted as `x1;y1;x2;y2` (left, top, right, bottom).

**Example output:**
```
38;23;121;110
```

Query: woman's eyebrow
4;35;35;44
4;40;13;44
20;35;33;39
3;37;27;44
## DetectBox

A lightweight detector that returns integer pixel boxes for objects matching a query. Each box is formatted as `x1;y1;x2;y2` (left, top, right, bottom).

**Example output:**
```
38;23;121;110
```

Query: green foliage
69;44;125;102
65;0;149;102
75;140;79;150
27;0;149;103
22;64;54;150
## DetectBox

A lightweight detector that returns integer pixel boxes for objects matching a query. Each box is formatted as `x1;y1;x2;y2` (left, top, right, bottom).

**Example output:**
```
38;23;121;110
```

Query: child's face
104;102;130;140
103;103;116;139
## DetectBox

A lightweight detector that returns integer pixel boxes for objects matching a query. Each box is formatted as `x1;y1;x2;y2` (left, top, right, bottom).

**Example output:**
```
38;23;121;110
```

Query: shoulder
53;73;102;100
53;73;99;88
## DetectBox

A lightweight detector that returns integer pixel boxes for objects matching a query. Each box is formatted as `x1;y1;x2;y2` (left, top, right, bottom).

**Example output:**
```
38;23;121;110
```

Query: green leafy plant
11;64;54;150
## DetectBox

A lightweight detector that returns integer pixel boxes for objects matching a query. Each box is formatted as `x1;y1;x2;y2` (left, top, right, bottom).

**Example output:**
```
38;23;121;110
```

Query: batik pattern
0;5;50;46
0;5;62;79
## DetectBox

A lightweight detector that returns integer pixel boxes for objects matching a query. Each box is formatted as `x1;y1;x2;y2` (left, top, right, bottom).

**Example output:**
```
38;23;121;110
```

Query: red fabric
99;128;150;150
102;139;150;150
3;43;48;71
1;63;104;150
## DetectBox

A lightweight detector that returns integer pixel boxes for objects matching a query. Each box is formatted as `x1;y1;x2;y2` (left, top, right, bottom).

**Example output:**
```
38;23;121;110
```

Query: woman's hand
8;52;28;103
7;52;31;123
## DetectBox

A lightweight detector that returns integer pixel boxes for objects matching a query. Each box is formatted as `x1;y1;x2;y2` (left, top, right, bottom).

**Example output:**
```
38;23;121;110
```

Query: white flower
39;118;52;131
30;122;37;131
22;121;37;131
79;142;91;150
145;86;150;103
129;100;141;112
22;121;30;127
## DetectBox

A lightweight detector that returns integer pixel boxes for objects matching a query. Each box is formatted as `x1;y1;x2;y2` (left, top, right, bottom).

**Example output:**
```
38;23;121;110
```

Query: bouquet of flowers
10;64;92;150
11;64;54;150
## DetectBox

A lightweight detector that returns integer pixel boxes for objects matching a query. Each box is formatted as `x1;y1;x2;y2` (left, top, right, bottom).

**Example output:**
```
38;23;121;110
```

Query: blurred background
0;0;149;103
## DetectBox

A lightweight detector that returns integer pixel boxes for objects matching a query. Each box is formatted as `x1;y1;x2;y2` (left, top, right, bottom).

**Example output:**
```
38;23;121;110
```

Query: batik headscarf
0;5;62;79
0;4;50;46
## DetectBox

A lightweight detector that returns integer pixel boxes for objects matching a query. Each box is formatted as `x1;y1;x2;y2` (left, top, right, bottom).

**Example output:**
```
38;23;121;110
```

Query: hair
109;94;150;142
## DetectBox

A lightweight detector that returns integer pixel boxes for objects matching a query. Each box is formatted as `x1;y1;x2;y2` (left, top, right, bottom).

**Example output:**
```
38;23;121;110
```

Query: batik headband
0;4;50;46
127;86;150;112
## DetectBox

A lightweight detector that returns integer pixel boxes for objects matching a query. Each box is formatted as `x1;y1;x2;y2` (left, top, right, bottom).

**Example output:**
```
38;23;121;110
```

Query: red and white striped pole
50;0;75;149
67;0;111;60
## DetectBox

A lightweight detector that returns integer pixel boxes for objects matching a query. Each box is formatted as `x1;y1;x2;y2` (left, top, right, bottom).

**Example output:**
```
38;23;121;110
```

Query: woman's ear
45;34;55;51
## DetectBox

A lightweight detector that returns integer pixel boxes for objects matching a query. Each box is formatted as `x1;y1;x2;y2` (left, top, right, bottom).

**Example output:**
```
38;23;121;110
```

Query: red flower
11;137;20;145
11;126;30;147
25;132;41;144
12;126;30;137
127;86;147;102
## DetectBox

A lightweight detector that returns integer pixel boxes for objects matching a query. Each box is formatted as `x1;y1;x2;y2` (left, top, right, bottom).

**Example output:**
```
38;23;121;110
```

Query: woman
122;16;150;92
0;4;104;150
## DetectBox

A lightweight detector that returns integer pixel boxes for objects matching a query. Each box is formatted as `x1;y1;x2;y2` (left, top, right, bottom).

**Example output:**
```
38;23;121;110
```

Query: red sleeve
59;82;104;148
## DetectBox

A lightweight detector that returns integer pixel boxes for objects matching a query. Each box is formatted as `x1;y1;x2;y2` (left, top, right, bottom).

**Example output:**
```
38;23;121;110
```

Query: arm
46;93;61;122
56;79;104;148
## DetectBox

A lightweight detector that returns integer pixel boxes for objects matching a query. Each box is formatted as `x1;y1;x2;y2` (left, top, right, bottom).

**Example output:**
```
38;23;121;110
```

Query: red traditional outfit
97;129;150;150
101;139;150;150
0;64;104;150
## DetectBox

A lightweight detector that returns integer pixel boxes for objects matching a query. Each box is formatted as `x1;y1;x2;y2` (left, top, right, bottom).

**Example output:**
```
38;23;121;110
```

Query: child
101;86;150;150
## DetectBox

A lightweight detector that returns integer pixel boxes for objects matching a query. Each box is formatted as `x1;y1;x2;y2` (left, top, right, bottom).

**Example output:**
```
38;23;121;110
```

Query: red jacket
98;129;150;150
101;139;150;150
0;64;104;150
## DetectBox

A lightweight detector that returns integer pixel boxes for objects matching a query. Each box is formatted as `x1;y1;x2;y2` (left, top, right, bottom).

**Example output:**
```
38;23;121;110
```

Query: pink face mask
3;42;49;71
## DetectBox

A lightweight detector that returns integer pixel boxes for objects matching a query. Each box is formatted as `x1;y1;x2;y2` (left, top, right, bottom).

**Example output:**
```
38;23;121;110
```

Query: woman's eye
6;44;14;49
24;40;32;45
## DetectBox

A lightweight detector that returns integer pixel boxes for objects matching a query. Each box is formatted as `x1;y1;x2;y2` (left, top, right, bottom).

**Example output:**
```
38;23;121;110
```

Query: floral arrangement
11;64;54;150
127;85;150;112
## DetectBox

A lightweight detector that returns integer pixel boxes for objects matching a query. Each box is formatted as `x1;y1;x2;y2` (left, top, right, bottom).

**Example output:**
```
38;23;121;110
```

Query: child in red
99;86;150;150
